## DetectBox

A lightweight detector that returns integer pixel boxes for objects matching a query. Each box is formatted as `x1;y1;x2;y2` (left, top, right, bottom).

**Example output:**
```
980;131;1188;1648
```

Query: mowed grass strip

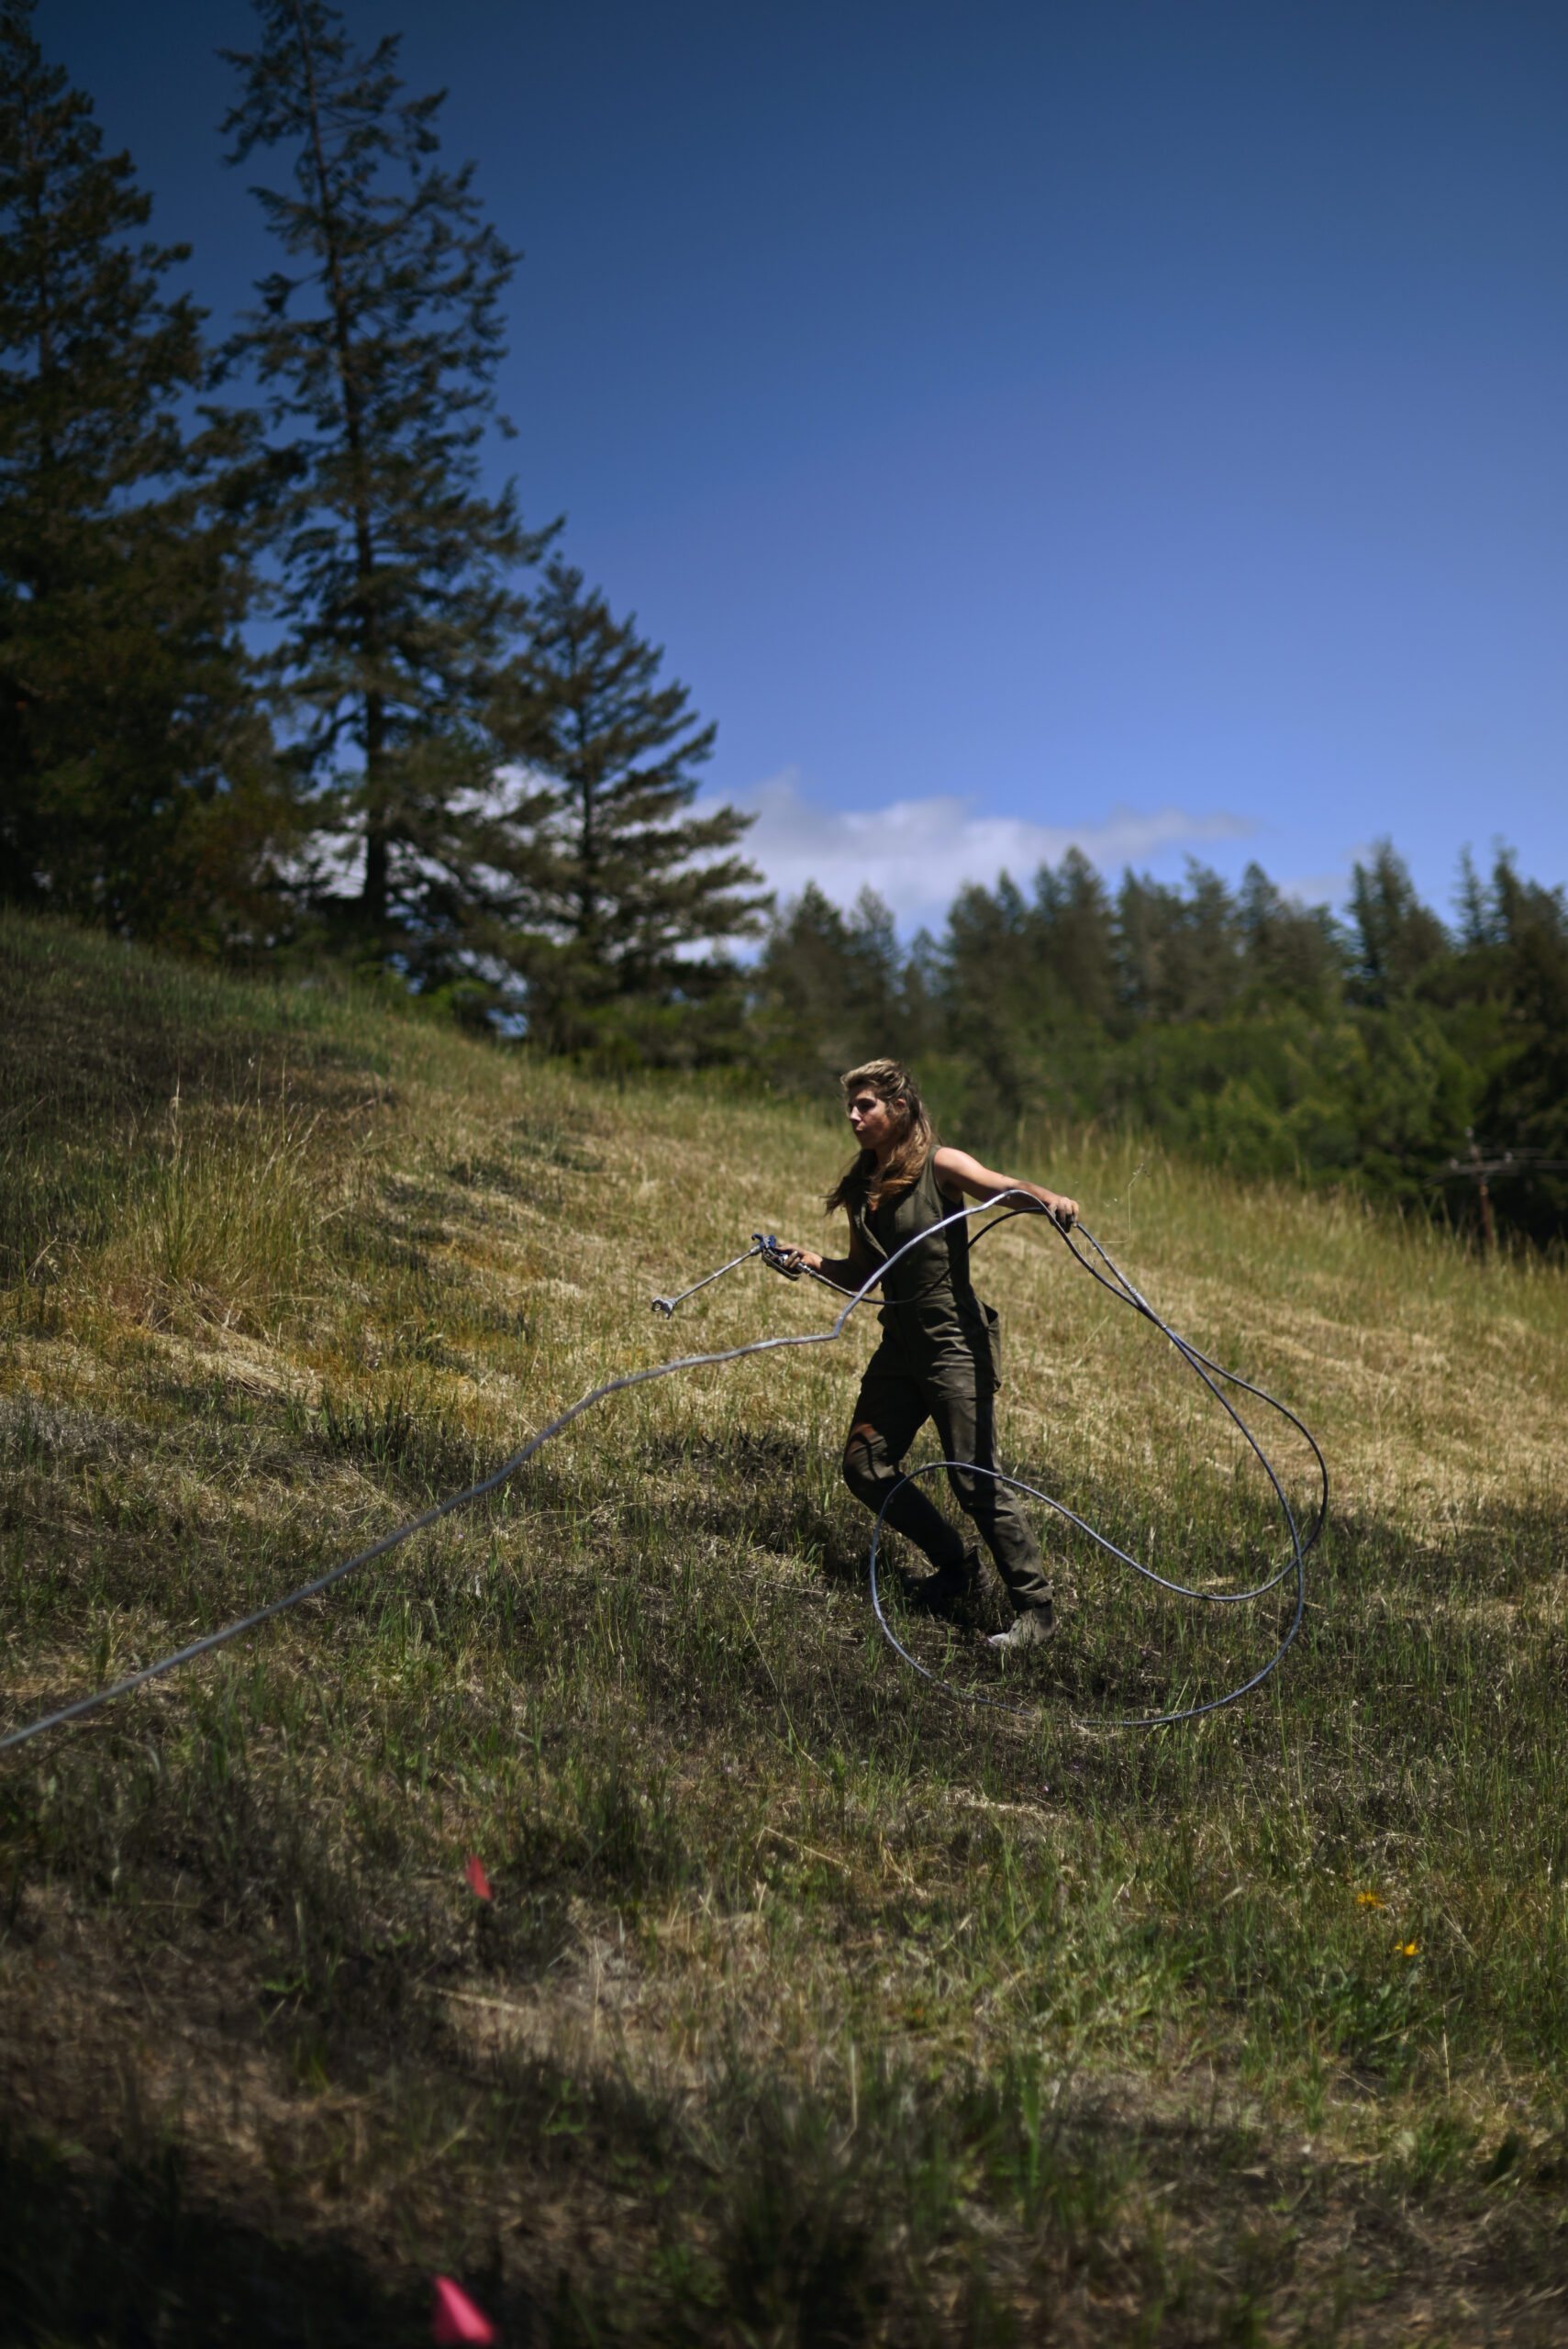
2;908;1566;2346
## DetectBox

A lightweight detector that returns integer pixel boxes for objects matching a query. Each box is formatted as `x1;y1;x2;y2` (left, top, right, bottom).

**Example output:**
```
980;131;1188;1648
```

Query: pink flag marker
465;1855;493;1902
431;2274;496;2344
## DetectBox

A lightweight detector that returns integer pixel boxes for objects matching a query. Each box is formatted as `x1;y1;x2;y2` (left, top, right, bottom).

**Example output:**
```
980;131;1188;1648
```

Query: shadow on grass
0;2131;437;2349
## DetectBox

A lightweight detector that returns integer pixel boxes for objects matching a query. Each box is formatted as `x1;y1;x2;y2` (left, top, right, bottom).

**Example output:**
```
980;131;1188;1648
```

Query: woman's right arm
781;1230;873;1293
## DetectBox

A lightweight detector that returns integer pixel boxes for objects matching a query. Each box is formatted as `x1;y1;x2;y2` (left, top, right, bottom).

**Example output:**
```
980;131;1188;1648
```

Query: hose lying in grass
0;1197;1323;1753
667;1207;1324;1730
868;1208;1326;1728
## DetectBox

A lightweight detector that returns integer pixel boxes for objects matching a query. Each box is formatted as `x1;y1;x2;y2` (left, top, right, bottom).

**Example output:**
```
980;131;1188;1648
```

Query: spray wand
651;1233;853;1317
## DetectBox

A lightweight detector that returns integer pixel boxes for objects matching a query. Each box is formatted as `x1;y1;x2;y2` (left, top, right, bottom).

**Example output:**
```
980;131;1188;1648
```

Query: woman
782;1059;1079;1653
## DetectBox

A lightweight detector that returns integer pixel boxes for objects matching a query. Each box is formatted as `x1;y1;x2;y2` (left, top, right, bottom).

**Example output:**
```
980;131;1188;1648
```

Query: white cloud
704;768;1255;928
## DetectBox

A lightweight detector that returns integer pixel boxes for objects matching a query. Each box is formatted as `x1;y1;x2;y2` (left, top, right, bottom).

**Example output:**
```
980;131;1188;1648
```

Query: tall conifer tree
755;881;922;1087
1346;842;1449;1006
498;558;768;1054
220;0;550;975
0;0;279;944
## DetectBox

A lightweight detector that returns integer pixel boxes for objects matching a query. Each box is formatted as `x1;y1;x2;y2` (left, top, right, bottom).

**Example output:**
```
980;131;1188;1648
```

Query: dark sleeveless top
850;1152;1002;1382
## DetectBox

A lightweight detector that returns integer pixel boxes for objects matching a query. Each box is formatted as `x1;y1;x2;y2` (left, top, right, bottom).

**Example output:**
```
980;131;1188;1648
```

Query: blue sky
51;0;1568;932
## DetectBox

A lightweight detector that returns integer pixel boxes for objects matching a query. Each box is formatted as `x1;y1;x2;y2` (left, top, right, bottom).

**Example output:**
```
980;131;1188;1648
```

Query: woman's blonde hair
825;1058;937;1215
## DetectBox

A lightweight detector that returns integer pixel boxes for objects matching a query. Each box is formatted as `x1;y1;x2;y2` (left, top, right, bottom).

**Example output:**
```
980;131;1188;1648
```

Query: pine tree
0;0;281;945
220;0;550;980
1473;852;1568;1239
1115;862;1244;1024
934;872;1039;1131
1030;847;1118;1027
497;558;768;1055
1236;863;1342;1008
754;880;917;1086
1345;841;1449;1006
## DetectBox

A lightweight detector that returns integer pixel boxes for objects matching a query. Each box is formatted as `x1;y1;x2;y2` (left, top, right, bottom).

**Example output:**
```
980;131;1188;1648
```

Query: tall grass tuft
107;1092;331;1332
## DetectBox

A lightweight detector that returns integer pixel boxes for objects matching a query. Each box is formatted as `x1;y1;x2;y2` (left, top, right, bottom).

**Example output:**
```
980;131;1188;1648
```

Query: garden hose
0;1197;1324;1753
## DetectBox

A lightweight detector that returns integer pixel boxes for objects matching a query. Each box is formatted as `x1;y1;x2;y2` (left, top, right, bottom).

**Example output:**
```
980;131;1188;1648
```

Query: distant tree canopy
753;881;926;1092
751;841;1568;1245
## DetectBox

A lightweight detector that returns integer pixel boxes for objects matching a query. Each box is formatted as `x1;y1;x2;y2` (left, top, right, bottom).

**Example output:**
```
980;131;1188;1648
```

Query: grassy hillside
2;909;1565;2345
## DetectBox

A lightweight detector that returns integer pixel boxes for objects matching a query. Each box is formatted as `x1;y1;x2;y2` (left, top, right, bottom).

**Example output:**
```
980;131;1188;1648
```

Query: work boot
986;1600;1054;1654
901;1549;981;1621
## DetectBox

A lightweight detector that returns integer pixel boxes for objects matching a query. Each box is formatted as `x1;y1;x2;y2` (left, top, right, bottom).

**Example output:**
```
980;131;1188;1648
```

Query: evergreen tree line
2;1;1562;1241
0;0;767;1050
754;842;1568;1243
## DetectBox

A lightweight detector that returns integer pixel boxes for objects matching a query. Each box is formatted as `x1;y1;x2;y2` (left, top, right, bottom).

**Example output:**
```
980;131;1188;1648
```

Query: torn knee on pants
843;1428;888;1507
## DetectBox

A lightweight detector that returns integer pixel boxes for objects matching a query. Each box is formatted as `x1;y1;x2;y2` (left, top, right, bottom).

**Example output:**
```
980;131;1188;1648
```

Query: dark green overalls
840;1154;1052;1611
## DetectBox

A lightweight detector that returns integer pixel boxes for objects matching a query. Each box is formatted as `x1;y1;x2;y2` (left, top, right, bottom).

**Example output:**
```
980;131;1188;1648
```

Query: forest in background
756;841;1568;1244
2;0;1564;1242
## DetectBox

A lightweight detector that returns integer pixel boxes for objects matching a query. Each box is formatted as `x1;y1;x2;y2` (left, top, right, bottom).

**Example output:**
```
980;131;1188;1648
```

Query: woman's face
847;1086;902;1154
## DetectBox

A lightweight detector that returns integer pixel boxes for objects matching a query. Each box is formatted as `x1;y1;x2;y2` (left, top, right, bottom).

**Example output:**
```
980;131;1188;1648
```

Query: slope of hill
3;910;1566;2344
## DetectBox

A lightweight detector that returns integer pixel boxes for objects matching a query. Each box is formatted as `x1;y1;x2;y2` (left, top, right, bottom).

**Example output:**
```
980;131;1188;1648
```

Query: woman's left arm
932;1146;1079;1231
